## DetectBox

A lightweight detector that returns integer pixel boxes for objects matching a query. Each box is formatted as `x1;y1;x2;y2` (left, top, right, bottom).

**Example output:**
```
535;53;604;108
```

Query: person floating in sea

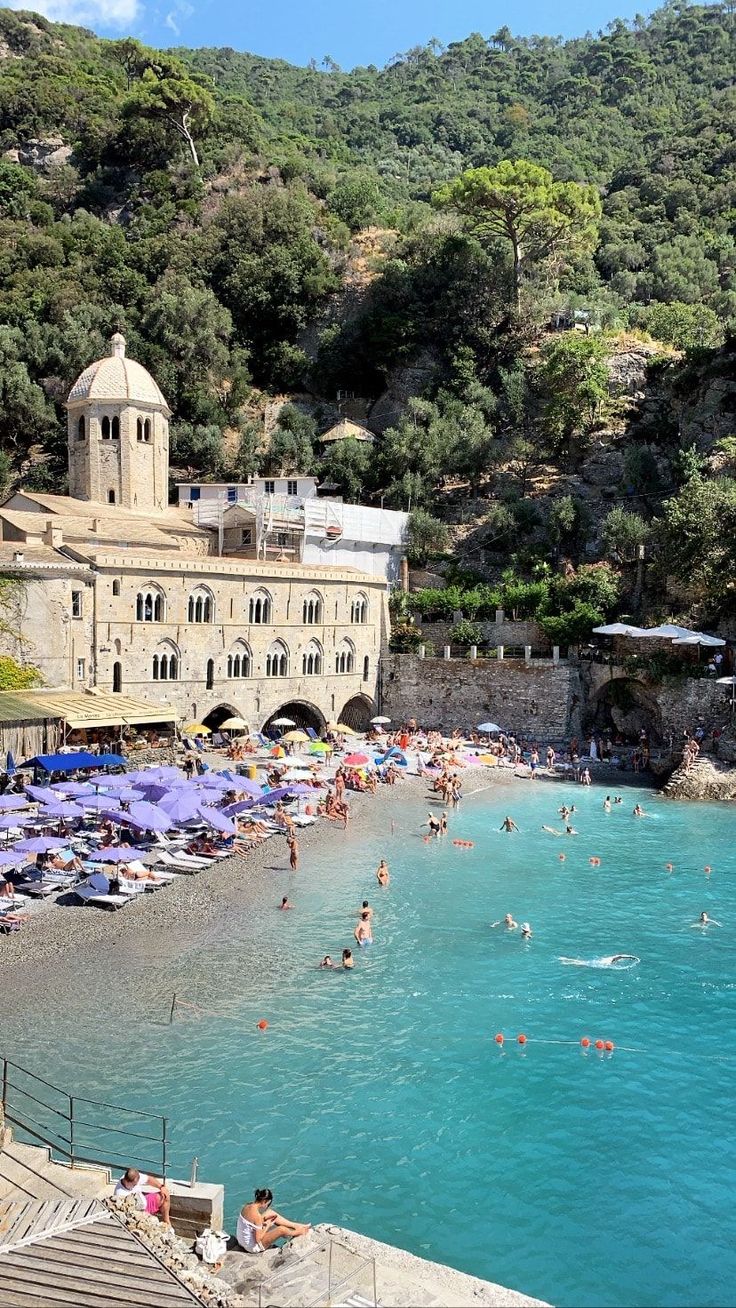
236;1188;310;1253
691;911;721;928
354;911;373;947
520;922;533;939
342;948;355;969
376;859;390;887
491;913;518;930
632;804;650;818
565;824;578;836
319;955;334;968
500;816;519;832
279;896;294;911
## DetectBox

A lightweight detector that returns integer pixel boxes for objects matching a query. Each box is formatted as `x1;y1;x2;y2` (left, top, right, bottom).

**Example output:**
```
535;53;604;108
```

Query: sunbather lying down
120;860;168;882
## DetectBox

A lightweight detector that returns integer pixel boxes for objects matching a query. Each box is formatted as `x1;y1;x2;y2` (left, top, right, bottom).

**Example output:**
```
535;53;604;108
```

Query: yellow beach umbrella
335;722;357;735
183;723;211;734
282;729;309;743
219;716;249;731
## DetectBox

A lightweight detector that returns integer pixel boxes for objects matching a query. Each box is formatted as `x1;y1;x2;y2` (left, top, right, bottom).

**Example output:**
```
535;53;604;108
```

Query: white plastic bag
195;1227;228;1265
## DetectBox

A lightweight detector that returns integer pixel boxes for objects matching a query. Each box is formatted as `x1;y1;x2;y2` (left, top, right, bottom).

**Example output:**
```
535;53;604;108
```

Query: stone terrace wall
655;677;729;741
414;618;549;652
383;654;581;738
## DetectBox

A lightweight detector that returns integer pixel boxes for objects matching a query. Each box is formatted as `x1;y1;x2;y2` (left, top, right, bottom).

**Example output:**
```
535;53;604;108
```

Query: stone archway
586;678;663;744
203;703;243;732
338;694;376;732
262;700;326;736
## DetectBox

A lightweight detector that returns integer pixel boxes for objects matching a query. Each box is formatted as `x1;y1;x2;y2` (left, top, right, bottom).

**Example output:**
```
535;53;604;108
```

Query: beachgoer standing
354;911;373;946
376;860;390;886
287;835;299;871
500;816;519;832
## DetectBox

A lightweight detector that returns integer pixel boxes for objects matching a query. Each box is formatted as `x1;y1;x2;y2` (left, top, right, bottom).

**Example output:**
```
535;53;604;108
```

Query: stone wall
382;654;581;738
414;618;548;652
654;677;728;741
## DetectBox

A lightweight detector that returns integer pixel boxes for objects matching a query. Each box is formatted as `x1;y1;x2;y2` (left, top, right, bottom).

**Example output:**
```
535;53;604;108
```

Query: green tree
657;474;736;612
122;59;214;166
329;173;381;230
435;160;601;309
0;328;58;452
638;302;724;350
601;507;650;562
407;508;450;565
539;333;609;463
321;438;372;502
0;654;42;689
266;405;315;475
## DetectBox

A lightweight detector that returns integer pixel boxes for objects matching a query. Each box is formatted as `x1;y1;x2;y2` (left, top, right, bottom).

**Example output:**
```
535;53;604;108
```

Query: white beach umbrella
370;716;391;724
592;623;646;636
271;717;296;728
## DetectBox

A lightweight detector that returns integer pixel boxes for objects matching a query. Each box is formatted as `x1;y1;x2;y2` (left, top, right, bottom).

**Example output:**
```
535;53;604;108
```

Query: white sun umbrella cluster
593;622;725;646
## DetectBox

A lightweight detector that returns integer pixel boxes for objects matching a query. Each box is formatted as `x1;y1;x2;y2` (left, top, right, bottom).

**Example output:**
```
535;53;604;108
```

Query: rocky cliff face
662;755;736;801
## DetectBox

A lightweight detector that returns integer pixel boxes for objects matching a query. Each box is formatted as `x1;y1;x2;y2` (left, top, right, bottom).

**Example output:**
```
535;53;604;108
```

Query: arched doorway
338;694;375;732
203;703;244;732
587;678;662;743
262;701;325;736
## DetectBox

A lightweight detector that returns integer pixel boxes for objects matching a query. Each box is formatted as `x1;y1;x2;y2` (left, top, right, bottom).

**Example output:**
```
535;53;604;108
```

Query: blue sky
15;0;677;65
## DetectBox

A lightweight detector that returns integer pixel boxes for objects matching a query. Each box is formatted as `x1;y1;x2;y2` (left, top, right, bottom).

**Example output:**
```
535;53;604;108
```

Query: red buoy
517;1034;527;1045
494;1033;504;1045
595;1039;604;1051
257;1019;269;1031
580;1037;591;1048
604;1040;614;1052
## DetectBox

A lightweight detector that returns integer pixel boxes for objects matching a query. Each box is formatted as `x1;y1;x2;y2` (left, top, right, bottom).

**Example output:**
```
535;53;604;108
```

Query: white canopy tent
593;622;725;647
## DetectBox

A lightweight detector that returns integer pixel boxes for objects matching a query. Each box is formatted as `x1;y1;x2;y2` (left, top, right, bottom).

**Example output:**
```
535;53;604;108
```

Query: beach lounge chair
73;872;137;909
306;727;319;741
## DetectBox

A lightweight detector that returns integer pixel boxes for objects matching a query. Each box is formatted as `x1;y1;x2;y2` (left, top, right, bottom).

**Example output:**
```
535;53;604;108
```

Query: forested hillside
0;2;734;630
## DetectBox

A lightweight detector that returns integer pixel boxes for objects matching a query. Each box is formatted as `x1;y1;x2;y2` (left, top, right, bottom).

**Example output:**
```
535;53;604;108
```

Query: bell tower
66;333;171;512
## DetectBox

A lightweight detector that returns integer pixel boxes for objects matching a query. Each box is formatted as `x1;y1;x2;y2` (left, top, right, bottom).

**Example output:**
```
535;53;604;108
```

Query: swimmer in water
614;796;623;805
691;911;721;928
319;955;334;969
520;922;533;939
558;805;571;821
359;899;373;920
376;859;390;886
603;796;611;812
354;911;373;946
632;804;650;818
542;824;563;835
342;948;354;969
565;824;578;836
425;813;441;836
491;913;518;930
500;816;519;832
279;896;294;910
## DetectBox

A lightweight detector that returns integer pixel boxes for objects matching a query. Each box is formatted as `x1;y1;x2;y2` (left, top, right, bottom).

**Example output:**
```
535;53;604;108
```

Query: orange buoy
467;841;475;848
517;1033;527;1045
580;1037;591;1048
494;1033;504;1045
704;865;712;873
257;1019;269;1031
559;853;566;861
452;839;462;846
604;1040;614;1052
589;857;601;866
595;1039;604;1051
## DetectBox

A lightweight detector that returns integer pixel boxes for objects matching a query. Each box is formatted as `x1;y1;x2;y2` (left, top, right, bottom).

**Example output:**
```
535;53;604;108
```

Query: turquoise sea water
7;780;736;1307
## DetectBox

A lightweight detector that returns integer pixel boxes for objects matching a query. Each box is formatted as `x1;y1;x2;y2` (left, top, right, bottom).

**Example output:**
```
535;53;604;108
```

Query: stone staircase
0;1132;110;1207
661;753;736;800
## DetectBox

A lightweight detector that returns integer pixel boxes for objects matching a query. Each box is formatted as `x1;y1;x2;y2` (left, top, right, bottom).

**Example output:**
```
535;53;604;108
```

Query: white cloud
163;0;192;36
6;0;140;29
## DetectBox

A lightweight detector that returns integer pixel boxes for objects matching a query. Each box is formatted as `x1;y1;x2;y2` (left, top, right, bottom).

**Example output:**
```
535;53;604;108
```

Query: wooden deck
0;1198;203;1307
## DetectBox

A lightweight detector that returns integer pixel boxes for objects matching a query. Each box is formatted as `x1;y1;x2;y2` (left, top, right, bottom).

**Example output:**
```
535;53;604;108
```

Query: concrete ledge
168;1179;224;1240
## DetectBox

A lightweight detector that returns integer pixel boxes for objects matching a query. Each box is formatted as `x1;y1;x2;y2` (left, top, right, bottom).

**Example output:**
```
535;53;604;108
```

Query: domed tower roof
66;334;170;413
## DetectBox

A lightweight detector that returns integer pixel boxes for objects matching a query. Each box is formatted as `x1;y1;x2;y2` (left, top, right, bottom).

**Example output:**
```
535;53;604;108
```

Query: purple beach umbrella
49;782;96;797
0;814;29;830
25;785;57;803
0;795;29;811
125;801;173;832
13;836;68;853
87;847;148;862
39;801;86;819
0;849;26;865
193;773;235;791
195;806;236;834
158;791;204;823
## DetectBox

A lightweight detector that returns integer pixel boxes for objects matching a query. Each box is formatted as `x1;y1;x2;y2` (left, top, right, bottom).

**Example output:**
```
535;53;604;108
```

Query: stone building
0;336;390;734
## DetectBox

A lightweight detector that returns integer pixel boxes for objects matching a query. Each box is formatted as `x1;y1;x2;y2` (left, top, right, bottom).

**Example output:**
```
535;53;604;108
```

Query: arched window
112;580;120;597
77;416;85;441
153;642;179;682
206;658;214;690
144;418;151;442
302;590;323;625
135;585;165;622
111;416;120;440
112;662;122;693
351;593;368;624
248;589;272;624
188;587;214;624
101;416;111;440
335;639;355;674
137;418;144;442
107;489;116;504
265;640;288;678
363;655;370;681
302;639;323;676
227;641;251;678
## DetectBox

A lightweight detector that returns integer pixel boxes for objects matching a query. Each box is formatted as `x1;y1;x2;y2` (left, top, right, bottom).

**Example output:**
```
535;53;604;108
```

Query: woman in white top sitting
236;1187;310;1253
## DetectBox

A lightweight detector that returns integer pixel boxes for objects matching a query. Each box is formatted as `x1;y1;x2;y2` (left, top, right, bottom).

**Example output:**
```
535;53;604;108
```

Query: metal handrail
1;1055;170;1177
